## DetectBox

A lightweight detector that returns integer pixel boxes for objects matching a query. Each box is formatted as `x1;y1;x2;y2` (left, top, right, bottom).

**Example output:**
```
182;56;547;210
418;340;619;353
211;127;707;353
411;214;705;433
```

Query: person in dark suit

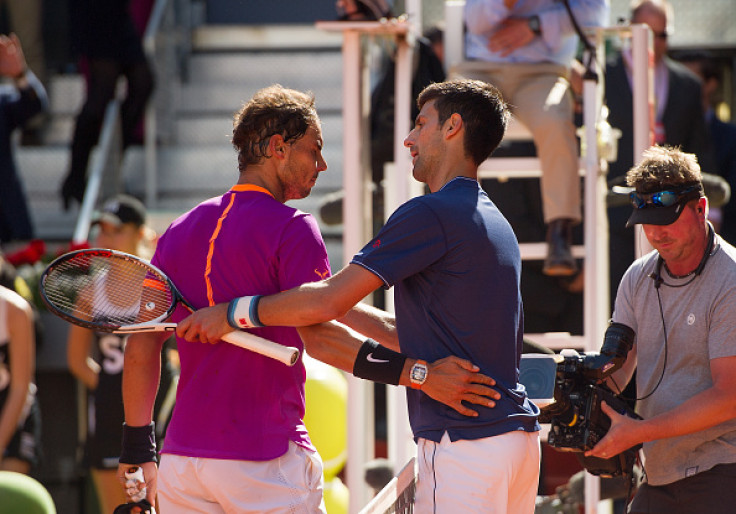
678;52;736;246
0;33;47;244
604;0;716;307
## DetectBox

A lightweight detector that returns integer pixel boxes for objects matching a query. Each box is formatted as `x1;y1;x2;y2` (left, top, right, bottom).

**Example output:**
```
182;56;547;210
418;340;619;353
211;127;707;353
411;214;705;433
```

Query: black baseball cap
93;195;146;227
625;184;703;228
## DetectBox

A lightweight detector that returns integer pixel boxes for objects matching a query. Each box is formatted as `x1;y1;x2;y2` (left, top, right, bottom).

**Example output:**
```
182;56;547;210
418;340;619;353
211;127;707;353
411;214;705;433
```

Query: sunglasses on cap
629;185;701;209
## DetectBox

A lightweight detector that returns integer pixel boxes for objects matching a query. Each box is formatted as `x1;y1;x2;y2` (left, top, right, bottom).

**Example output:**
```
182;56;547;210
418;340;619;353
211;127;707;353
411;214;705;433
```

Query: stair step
121;146;344;195
192;25;343;52
48;74;85;116
173;112;343;147
177;82;343;115
186;50;343;85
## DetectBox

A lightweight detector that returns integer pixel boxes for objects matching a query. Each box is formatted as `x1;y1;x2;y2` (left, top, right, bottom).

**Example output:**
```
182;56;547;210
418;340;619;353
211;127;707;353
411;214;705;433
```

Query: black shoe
60;175;85;211
543;218;578;277
21;127;44;146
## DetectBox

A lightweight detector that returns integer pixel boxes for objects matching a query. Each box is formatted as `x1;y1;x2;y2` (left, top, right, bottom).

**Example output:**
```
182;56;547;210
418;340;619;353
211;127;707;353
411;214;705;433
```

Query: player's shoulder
712;238;736;273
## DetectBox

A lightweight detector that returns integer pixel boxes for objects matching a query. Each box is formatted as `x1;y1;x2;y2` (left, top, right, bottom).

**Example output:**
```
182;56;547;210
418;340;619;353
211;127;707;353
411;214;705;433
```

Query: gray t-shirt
613;235;736;486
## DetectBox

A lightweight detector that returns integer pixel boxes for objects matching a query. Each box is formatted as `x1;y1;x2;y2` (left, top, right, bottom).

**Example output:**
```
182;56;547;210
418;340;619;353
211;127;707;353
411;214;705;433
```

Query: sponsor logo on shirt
315;268;329;280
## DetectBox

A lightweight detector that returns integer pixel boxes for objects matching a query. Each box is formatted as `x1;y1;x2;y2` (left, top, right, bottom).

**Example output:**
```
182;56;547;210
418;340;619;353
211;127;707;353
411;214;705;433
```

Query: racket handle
222;331;300;366
125;466;147;503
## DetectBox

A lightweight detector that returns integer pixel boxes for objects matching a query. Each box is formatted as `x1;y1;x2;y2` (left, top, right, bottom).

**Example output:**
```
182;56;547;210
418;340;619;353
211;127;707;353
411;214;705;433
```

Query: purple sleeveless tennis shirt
152;185;331;461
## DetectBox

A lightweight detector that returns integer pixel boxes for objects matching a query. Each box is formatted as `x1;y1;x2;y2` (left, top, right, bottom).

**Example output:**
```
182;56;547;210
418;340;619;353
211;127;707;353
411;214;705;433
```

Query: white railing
71;100;122;244
143;0;194;207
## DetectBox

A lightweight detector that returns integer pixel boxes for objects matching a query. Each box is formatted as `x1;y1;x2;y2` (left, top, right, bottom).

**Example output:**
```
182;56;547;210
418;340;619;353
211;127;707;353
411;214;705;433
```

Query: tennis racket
40;248;299;366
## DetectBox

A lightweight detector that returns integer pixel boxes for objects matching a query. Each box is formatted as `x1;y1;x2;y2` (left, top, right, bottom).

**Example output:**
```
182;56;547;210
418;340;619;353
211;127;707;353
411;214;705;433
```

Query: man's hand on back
422;356;501;417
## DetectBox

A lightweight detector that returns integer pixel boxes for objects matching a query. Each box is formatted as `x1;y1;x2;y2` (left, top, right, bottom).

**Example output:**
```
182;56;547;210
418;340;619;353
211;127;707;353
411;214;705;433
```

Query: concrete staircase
17;24;348;268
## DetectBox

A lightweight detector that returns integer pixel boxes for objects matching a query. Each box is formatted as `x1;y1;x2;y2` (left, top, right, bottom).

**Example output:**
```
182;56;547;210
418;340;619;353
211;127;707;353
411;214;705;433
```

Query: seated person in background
454;0;609;277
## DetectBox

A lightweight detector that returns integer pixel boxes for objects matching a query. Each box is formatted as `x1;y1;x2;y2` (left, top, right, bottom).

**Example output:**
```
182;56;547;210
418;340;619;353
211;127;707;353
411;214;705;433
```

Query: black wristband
120;423;158;464
353;338;407;386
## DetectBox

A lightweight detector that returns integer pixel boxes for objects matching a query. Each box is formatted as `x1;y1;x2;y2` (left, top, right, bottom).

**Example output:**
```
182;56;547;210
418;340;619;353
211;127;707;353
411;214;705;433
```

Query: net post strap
359;457;417;514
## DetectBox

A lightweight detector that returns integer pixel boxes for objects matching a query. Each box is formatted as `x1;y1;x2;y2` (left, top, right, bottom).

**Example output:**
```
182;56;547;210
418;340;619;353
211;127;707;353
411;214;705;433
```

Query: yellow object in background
323;475;349;514
304;353;348;480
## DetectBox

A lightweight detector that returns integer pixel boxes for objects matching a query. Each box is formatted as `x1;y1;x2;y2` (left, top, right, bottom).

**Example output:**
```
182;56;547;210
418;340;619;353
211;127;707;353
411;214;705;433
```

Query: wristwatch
527;15;542;36
409;360;428;390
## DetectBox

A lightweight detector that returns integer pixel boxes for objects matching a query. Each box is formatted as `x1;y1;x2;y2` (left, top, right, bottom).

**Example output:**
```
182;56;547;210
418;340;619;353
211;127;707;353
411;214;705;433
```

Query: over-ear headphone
649;221;716;289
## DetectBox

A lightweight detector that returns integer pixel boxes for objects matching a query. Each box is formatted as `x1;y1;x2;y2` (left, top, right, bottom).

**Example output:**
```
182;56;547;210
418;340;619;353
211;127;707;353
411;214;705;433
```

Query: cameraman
585;145;736;513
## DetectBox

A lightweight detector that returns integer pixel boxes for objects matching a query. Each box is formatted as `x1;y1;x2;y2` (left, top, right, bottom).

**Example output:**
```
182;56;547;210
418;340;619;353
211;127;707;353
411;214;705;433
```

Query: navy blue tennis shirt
352;177;540;442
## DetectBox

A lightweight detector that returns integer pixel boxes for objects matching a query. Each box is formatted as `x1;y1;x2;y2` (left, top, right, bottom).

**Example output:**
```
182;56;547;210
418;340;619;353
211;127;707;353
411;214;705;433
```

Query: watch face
411;363;427;383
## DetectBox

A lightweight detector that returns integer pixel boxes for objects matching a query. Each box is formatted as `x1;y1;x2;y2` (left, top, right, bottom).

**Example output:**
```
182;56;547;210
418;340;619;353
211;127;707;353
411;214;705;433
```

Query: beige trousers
453;61;582;223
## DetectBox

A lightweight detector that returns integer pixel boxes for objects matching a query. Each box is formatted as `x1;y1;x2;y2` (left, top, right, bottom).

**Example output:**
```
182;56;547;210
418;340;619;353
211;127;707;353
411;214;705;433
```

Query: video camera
535;323;641;478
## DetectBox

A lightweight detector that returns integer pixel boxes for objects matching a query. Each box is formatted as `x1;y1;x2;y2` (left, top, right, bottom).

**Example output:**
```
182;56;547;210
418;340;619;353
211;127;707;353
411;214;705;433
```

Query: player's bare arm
300;322;500;417
177;264;501;416
177;263;382;342
338;302;399;351
117;331;167;505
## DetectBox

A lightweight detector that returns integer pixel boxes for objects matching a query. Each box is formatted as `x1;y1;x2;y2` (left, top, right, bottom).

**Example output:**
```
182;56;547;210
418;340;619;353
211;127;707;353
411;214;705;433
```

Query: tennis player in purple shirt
181;80;541;513
117;85;499;512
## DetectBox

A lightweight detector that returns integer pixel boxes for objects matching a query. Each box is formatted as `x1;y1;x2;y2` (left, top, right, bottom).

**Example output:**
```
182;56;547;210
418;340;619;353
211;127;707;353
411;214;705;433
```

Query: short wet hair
232;84;319;170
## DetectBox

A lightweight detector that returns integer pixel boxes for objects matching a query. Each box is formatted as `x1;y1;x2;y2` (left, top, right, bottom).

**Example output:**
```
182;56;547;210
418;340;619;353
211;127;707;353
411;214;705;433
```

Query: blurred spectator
60;0;154;210
0;33;48;244
0;284;40;475
678;52;736;245
455;0;609;277
604;0;717;307
335;0;393;21
0;0;47;146
66;195;175;514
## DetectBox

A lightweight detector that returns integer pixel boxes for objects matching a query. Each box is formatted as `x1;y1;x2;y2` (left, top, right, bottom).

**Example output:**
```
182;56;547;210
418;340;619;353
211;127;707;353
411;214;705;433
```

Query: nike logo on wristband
366;353;390;363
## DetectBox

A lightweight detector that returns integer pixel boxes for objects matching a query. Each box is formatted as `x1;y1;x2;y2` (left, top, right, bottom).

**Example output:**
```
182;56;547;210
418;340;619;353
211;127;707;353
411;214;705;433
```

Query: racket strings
43;254;174;328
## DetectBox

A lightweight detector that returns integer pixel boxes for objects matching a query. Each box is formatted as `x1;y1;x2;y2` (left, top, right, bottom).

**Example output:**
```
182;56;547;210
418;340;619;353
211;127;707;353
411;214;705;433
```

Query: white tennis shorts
157;442;326;513
415;430;540;513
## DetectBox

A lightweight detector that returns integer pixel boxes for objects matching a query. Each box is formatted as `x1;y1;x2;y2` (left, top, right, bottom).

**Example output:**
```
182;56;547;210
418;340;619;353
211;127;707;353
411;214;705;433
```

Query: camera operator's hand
584;401;642;459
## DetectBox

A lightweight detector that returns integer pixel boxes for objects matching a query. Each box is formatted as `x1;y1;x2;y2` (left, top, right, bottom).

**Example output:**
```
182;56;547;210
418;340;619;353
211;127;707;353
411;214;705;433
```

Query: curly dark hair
232;85;319;170
416;79;510;166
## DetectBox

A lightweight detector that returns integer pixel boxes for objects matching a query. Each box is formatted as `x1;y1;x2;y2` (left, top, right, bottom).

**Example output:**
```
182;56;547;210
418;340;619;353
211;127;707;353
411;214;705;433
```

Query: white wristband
227;295;263;329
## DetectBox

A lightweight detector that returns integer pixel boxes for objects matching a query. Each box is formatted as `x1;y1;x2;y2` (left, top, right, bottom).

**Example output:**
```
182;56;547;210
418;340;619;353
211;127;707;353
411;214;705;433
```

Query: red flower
5;239;46;266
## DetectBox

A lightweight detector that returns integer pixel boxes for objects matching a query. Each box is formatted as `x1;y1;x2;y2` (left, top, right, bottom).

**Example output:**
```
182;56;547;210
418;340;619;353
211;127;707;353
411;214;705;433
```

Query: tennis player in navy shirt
181;79;541;512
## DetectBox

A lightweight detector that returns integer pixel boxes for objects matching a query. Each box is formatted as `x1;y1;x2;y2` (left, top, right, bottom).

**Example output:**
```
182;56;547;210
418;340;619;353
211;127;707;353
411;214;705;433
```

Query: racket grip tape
125;466;147;503
222;330;300;366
